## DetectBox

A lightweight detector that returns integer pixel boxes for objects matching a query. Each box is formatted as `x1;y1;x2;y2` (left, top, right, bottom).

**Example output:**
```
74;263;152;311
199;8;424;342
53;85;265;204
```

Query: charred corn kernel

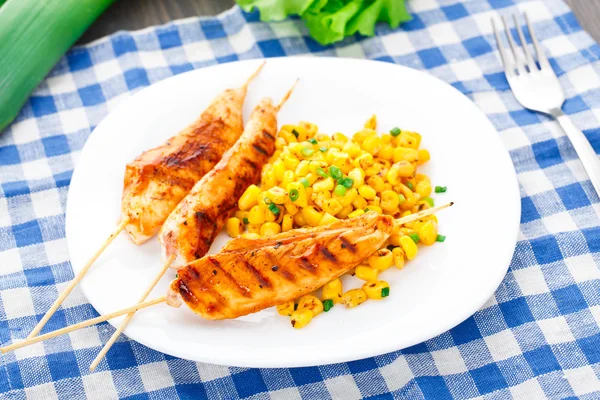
364;114;377;130
279;130;298;144
415;180;432;198
226;217;243;238
358;185;377;200
367;175;385;193
368;248;394;271
368;196;381;207
322;278;343;303
380;190;400;212
387;161;415;185
388;234;401;247
247;224;261;234
312;191;331;209
355;153;374;169
393;147;419;163
297;295;324;316
397;184;417;209
330;151;350;168
322;198;343;215
281;214;294;232
377;145;394;161
293;125;308;142
399;132;418;149
365;163;383;177
275;136;287;149
302;206;323;227
392;247;405;269
362;280;390;300
242;232;261;239
412;219;427;234
313;177;335;193
267;186;288;204
272;159;285;182
283;155;300;171
419;220;438;245
335;187;358;207
257;191;270;210
286;182;308;208
336;204;354;219
276;301;295;316
234;210;248;221
291;309;313;329
343;142;362;158
348;168;365;187
365;205;382;214
400;235;418;260
353;128;377;143
260;222;281;237
352;195;368;210
348;209;365;218
284;202;299;215
362;135;382;154
294;211;307;227
341;289;368;308
299;121;318;137
248;205;265;225
417;149;430;164
238;184;261;211
355;265;379;281
319;212;338;226
295;160;311;177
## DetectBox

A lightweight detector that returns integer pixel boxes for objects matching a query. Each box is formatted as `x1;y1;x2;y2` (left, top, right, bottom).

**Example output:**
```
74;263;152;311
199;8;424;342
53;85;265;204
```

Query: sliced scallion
390;127;401;137
435;186;447;193
268;203;280;215
381;287;390;297
323;299;334;312
329;166;342;180
289;189;299;202
409;233;420;244
334;185;347;197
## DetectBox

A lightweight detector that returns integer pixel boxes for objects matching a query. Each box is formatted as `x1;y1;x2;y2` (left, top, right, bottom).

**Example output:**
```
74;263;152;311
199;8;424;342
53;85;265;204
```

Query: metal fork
492;13;600;197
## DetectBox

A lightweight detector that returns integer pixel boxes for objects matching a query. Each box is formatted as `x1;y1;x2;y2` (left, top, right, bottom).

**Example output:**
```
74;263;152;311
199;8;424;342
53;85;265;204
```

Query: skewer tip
242;61;266;90
276;79;299;111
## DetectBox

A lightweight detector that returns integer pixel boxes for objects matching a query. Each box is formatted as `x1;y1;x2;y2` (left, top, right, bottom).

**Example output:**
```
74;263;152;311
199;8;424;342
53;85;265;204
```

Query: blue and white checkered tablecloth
2;0;600;398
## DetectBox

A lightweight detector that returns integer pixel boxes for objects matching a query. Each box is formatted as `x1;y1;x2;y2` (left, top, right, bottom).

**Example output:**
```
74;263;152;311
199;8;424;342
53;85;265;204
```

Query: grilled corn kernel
313;177;335;193
336;204;354;219
275;137;287;150
367;175;385;193
242;232;261;239
294;211;307;227
417;149;430;164
348;209;365;218
392;247;405;269
238;184;261;211
343;142;362;158
234;210;248;221
267;186;288;204
380;190;400;212
312;191;331;209
362;280;390;300
295;160;311;177
415;180;432;198
286;182;308;208
399;132;418;149
282;170;295;188
322;198;344;215
368;248;394;271
419;220;438;245
283;154;300;171
341;289;368;308
291;309;314;329
377;145;394;161
297;295;324;316
368;196;381;206
397;184;417;209
300;121;318;137
272;159;285;182
332;132;348;144
302;206;323;227
247;224;261;234
322;278;343;303
354;153;374;169
282;214;294;232
248;205;265;225
279;130;298;144
365;205;382;214
355;265;379;281
400;235;418;260
276;301;295;316
387;161;415;185
362;135;382;154
336;187;358;207
393;147;419;163
260;222;281;237
226;217;243;238
364;163;383;177
388;234;401;247
262;168;277;188
319;212;338;226
358;185;377;200
353;128;377;144
352;195;368;210
364;114;377;130
284;202;299;216
348;168;365;187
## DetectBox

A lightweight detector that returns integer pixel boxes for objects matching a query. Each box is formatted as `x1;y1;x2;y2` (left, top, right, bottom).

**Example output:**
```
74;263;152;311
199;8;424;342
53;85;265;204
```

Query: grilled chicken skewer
168;203;452;320
27;63;264;340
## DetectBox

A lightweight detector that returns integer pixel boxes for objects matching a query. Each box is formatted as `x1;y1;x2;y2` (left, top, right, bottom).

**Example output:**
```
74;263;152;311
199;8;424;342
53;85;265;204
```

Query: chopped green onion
436;234;446;242
390;127;401;137
289;189;299;202
323;299;334;312
308;138;317;145
435;186;447;193
398;194;406;204
423;197;434;207
329;166;343;180
406;182;414;190
316;167;329;178
339;177;354;188
292;129;299;138
301;147;314;157
300;178;310;187
319;147;328;152
381;287;390;297
409;233;420;244
264;197;272;205
268;203;280;215
243;217;249;225
334;185;347;197
365;208;370;213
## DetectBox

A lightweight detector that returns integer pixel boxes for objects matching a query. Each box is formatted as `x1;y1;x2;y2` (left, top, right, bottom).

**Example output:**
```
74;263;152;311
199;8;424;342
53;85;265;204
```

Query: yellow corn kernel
348;168;365;188
313;177;335;193
302;206;323;227
387;161;415;185
398;132;419;149
336;204;354;219
294;211;307;227
295;160;311;177
304;173;318;185
397;184;417;209
380;190;400;213
355;265;379;281
412;219;427;234
358;185;377;200
388;234;401;247
415;180;432;198
393;147;419;163
362;135;382;155
262;168;277;189
322;278;343;303
281;214;294;232
264;205;279;222
283;155;300;170
411;131;422;148
284;202;299;216
330;151;350;168
368;196;381;207
247;224;261;234
392;247;405;269
286;182;308;208
275;137;287;150
362;280;390;300
368;248;394;271
242;232;261;239
281;170;295;188
293;125;308;142
365;205;382;214
400;235;418;260
354;153;374;169
364;163;383;177
226;217;243;238
348;209;365;218
260;222;281;237
315;133;330;142
299;121;318;137
353;128;377;144
381;134;392;145
332;132;348;143
319;212;338;226
312;190;331;209
291;309;313;329
352;195;368;210
272;159;285;182
234;210;248;221
322;198;344;215
429;214;438;224
415;173;430;182
297;295;324;316
248;205;265;225
364;114;377;130
305;187;313;202
279;130;298;144
343;142;362;158
267;186;288;204
335;187;358;207
367;175;386;193
377;145;394;161
418;149;430;165
419;220;438;245
238;184;261;211
276;301;295;316
257;191;270;210
341;289;368;308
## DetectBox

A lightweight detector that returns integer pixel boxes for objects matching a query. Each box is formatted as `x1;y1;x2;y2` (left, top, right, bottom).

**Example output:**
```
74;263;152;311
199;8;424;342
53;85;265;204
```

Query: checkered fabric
2;0;600;398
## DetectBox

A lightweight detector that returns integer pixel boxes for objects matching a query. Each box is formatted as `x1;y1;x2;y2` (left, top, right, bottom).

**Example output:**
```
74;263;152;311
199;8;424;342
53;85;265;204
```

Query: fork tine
513;14;536;71
525;12;551;71
492;18;515;76
502;16;526;75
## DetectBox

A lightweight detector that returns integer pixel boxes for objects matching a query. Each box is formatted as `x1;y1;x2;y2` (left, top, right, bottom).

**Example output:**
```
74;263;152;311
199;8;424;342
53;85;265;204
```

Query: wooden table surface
80;0;600;44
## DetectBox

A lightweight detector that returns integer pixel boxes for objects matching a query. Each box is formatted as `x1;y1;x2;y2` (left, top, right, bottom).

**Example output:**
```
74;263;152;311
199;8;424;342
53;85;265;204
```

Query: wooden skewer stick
2;296;166;354
276;79;299;111
27;218;130;339
89;255;175;371
394;202;454;226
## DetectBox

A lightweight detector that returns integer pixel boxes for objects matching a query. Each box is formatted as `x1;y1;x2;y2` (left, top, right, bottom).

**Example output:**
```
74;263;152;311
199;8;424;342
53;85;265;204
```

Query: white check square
2;287;35;319
484;330;522;361
537;316;575;344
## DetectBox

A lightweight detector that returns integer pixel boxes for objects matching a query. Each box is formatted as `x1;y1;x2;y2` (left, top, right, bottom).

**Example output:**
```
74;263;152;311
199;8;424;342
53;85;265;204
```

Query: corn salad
227;116;446;328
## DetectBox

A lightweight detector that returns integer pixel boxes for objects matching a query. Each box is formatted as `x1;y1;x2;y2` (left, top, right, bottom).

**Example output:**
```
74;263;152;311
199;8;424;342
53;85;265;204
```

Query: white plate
66;57;520;368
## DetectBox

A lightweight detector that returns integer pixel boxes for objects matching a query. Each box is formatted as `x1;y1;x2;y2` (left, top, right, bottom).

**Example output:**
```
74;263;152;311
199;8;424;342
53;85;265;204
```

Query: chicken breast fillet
167;212;395;319
121;64;263;244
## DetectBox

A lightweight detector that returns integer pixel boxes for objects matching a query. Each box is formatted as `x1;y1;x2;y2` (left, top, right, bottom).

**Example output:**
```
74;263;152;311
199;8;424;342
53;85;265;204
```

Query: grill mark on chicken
298;256;316;273
252;144;268;156
243;158;258;170
339;236;356;253
195;211;217;258
262;130;275;141
177;279;198;305
242;258;272;288
320;247;337;262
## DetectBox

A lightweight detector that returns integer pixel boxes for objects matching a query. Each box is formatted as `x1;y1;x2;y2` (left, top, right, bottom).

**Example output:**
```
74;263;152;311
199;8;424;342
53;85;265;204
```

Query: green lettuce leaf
237;0;316;21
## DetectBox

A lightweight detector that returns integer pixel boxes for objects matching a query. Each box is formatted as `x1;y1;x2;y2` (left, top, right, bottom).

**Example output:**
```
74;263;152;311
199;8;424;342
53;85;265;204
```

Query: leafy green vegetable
236;0;412;45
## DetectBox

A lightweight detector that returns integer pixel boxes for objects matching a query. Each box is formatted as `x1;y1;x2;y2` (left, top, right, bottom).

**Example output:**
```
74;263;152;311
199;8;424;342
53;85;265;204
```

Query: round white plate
66;57;520;368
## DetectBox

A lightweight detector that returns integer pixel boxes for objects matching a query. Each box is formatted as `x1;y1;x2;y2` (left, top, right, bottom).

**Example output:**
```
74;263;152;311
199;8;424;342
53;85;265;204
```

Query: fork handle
553;109;600;197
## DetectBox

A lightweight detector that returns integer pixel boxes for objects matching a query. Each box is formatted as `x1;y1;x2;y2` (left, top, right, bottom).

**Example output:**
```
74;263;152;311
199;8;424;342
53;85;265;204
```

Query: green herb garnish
243;217;249;225
390;127;401;137
316;167;329;178
300;178;310;187
308;138;317;145
292;129;299;138
319;147;328;152
339;177;354;188
381;287;390;297
398;194;406;204
409;233;420;244
328;165;342;180
435;186;447;193
406;182;414;190
423;197;434;207
323;299;334;312
289;189;299;202
268;203;280;215
436;234;446;243
334;185;347;197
